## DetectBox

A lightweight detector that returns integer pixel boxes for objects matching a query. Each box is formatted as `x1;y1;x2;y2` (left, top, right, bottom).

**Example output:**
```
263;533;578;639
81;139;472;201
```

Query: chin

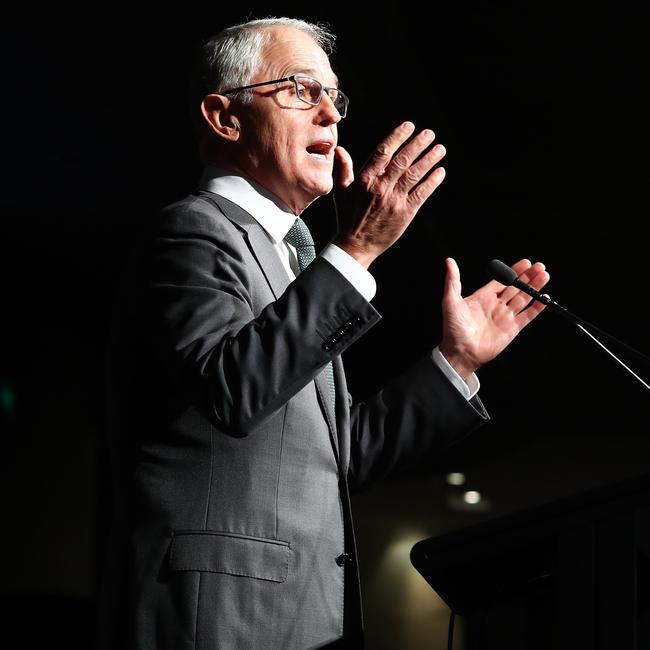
304;175;334;198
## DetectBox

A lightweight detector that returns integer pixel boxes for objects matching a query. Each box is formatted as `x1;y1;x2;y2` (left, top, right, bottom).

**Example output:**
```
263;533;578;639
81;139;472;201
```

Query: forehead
256;27;337;85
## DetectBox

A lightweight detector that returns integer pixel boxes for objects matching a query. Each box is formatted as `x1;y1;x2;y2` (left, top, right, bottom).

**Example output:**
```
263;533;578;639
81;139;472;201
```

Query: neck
204;153;314;215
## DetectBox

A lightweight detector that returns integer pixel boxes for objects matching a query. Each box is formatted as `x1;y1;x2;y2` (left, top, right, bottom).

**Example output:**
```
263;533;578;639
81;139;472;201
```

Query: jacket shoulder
155;193;240;241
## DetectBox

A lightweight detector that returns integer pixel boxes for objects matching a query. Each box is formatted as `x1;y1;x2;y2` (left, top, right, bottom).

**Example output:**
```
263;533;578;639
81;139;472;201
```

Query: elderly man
100;16;549;650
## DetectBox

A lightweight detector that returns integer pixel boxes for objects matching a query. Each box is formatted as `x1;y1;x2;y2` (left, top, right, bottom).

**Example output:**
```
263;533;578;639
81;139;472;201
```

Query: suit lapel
204;191;341;461
246;225;291;299
208;193;290;299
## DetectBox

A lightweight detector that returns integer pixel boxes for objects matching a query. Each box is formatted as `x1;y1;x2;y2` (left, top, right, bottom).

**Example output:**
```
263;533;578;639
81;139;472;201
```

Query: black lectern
410;473;650;649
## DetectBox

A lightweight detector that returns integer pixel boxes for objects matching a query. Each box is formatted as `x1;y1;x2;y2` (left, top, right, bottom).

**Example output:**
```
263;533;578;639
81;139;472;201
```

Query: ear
201;94;241;142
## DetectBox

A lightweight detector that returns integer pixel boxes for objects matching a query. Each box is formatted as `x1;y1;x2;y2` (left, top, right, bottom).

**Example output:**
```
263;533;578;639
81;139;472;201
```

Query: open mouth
306;141;333;159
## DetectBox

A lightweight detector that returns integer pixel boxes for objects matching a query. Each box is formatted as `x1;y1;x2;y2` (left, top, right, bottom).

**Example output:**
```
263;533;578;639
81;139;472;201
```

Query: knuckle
369;179;387;196
408;187;423;204
392;153;410;170
403;168;422;184
409;184;430;203
358;170;374;190
374;144;391;159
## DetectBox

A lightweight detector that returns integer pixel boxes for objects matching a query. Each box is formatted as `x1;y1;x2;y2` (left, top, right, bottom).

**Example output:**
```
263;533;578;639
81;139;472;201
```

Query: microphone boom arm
488;259;650;392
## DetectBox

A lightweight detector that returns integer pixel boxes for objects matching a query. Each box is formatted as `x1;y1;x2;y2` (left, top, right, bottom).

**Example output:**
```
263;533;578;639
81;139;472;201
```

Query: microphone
487;259;557;308
487;259;574;318
486;259;650;391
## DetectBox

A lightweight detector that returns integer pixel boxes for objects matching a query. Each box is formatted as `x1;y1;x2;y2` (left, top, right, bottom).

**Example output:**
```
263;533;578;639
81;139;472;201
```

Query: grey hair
190;17;336;111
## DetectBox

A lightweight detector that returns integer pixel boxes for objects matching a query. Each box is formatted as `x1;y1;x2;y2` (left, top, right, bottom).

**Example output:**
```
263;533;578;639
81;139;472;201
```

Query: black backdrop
2;4;650;648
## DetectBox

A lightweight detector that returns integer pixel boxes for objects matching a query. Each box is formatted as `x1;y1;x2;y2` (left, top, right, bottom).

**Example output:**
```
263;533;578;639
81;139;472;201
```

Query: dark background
2;3;650;648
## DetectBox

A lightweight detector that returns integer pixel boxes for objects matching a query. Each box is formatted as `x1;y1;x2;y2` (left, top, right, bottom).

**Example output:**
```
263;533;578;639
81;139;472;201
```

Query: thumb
334;146;354;189
443;257;462;303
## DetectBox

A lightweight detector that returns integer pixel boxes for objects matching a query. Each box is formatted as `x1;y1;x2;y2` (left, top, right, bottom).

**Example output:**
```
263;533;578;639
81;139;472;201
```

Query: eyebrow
292;68;340;88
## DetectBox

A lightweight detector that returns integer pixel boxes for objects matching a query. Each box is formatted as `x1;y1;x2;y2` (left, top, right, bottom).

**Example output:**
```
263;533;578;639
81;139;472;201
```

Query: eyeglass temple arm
221;77;293;95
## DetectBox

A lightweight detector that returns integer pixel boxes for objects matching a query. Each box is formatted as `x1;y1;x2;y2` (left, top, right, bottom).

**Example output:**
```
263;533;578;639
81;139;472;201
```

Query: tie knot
284;217;315;249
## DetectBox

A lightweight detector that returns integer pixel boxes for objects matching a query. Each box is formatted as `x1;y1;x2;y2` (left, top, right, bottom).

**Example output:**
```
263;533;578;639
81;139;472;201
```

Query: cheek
252;116;285;158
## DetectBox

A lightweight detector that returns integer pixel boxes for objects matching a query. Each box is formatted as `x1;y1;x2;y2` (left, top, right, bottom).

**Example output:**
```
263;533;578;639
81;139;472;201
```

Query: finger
379;128;436;186
512;258;540;280
513;297;547;327
489;259;533;301
504;263;550;313
395;143;446;194
506;275;549;314
486;259;545;304
512;262;551;311
523;263;550;291
334;146;354;189
406;166;447;208
359;121;416;182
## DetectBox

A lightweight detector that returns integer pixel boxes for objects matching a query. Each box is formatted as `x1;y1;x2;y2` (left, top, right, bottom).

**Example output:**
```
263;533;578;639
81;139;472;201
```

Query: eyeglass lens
295;76;346;116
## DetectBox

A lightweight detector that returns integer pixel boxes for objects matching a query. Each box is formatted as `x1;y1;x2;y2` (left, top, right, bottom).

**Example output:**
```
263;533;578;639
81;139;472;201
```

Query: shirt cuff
431;346;480;400
320;244;377;302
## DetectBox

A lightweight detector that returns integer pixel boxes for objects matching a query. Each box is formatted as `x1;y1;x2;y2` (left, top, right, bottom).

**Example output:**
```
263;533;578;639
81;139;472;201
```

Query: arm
345;258;549;492
144;201;379;437
347;355;489;493
139;125;443;438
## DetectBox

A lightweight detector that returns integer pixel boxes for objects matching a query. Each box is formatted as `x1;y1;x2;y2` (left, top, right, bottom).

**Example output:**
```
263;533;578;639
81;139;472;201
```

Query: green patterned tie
284;218;336;411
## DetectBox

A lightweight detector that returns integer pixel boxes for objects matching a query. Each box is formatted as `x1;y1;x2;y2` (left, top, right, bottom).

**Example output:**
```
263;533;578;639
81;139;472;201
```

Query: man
100;17;549;650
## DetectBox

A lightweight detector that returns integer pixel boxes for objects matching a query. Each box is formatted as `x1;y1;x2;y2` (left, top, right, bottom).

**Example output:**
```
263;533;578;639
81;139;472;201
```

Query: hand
438;258;550;379
332;122;446;269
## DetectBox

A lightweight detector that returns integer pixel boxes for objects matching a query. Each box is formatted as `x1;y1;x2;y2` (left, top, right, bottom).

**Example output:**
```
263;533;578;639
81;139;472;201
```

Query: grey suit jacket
100;191;489;650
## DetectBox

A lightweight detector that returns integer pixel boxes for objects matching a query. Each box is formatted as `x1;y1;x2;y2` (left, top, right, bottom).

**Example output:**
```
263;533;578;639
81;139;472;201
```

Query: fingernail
422;129;434;141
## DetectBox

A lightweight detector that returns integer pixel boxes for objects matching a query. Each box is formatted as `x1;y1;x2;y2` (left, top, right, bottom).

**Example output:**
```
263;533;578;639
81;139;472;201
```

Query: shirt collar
198;166;297;244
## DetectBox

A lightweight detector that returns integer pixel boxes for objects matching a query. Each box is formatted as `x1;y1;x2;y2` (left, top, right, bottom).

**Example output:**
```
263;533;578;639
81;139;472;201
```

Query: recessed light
463;490;481;505
446;472;466;486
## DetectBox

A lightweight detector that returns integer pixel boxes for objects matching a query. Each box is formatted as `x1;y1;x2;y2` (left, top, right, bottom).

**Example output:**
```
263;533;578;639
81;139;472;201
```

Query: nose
315;92;341;126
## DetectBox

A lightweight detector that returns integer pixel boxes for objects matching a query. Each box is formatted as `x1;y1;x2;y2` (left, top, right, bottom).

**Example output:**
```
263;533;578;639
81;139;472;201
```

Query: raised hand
439;258;550;379
332;122;446;268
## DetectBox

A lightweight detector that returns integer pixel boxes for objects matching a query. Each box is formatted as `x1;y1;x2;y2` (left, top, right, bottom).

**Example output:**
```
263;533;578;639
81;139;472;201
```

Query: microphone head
486;259;518;285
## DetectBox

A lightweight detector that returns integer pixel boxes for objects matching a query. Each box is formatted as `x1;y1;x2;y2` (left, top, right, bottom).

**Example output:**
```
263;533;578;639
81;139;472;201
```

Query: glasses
221;74;349;118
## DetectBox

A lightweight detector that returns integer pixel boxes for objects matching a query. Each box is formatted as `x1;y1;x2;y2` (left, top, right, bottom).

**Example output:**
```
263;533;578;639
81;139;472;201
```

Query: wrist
331;238;376;269
437;343;478;381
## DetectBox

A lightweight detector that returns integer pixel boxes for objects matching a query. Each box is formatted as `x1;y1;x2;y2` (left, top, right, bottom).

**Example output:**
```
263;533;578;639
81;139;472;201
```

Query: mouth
306;141;334;161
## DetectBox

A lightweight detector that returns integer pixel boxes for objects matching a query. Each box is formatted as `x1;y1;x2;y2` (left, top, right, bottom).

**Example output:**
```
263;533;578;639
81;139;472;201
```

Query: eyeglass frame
220;74;349;118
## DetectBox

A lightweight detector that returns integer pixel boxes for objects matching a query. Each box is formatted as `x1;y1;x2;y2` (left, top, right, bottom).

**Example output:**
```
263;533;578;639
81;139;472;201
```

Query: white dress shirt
199;166;479;400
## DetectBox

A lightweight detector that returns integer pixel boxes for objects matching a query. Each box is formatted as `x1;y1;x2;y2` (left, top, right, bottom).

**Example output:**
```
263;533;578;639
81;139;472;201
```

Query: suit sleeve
142;199;380;437
346;356;490;494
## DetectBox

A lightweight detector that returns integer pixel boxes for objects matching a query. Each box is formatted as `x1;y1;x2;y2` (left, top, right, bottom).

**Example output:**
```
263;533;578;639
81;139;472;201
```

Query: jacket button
336;552;351;567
